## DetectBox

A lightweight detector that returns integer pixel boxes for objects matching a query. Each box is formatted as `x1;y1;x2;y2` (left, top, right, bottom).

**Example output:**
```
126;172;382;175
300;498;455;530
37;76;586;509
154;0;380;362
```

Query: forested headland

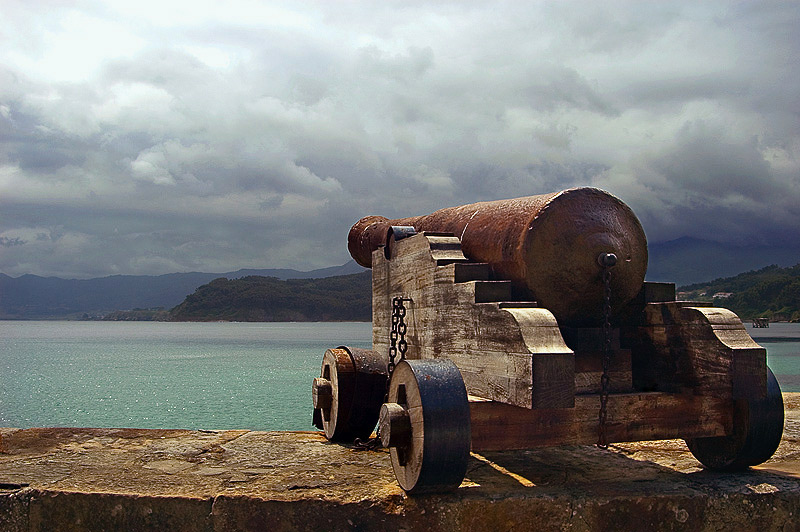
678;264;800;321
166;272;371;322
98;263;800;323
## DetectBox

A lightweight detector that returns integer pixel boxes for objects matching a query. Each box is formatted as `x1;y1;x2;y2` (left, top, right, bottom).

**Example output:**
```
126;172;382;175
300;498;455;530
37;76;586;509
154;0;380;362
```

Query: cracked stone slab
0;395;799;531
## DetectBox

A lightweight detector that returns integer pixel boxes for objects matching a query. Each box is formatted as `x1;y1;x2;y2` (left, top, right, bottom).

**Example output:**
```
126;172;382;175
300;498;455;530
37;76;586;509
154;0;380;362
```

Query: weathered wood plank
473;280;512;303
453;262;491;282
561;327;621;352
469;392;732;451
632;303;767;400
572;349;633;393
575;371;633;394
504;308;574;408
372;232;575;409
573;349;631;373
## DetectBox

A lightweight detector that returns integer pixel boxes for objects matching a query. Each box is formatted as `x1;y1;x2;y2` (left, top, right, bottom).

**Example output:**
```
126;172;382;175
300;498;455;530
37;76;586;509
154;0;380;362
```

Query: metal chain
598;266;613;449
387;297;410;382
358;297;411;451
396;298;409;361
353;436;384;451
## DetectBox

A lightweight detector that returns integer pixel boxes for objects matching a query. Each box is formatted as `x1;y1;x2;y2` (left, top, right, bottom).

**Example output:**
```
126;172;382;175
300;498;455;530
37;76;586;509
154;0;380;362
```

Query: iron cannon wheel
381;359;471;494
685;366;784;471
312;346;387;442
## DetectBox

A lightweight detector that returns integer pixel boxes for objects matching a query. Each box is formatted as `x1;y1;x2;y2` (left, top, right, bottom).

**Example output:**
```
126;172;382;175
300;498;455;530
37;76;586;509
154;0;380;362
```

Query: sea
1;321;799;431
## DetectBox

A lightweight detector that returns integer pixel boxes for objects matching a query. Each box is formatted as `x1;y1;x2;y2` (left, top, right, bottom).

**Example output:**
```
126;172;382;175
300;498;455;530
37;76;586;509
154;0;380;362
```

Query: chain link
598;266;613;449
353;436;384;451
386;296;411;397
356;296;412;450
360;296;412;450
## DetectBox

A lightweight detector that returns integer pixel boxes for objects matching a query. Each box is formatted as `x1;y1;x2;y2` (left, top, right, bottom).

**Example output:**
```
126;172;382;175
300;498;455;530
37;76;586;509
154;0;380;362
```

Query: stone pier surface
1;394;799;531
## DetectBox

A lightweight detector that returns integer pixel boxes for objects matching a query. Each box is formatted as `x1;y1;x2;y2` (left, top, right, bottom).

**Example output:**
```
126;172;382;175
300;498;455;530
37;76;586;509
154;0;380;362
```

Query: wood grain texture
562;328;633;394
372;232;575;409
367;230;753;450
469;392;732;451
632;303;767;400
319;348;356;440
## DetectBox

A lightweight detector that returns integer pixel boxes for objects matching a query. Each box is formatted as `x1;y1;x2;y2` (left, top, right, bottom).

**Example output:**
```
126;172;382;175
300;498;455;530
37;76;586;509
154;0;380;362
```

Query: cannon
312;187;785;494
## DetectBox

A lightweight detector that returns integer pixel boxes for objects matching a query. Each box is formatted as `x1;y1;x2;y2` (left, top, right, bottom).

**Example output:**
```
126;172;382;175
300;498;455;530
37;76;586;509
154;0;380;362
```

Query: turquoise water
0;321;371;431
1;321;798;431
747;322;800;391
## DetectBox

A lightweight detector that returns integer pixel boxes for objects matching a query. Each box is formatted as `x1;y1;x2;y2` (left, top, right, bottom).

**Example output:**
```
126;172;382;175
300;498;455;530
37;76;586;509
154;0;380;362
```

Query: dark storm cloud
652;122;777;199
1;1;799;277
1;103;89;172
618;120;800;246
0;200;326;278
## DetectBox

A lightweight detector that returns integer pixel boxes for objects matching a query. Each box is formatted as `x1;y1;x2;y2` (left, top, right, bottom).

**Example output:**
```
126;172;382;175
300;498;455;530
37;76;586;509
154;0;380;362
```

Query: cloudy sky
1;1;798;278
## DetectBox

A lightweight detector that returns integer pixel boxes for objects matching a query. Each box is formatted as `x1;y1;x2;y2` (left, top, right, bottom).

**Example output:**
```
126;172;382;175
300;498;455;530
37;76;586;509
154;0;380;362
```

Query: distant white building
713;292;733;299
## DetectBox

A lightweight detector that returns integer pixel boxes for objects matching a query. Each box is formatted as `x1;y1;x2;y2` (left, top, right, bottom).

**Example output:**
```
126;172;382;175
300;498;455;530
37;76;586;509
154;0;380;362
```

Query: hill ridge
0;261;366;319
678;263;800;321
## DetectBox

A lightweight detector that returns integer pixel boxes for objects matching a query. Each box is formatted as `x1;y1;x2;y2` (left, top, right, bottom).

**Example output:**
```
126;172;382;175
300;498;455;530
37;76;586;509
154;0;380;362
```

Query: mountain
169;272;371;322
0;261;366;319
677;263;800;321
647;237;800;286
3;236;800;320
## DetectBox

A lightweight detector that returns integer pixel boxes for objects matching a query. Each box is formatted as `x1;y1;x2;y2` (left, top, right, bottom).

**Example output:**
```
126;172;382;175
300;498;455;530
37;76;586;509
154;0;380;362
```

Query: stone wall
1;393;800;531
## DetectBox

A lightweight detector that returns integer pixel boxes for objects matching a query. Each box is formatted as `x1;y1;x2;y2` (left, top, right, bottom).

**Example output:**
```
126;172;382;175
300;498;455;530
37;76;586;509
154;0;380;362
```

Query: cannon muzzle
348;187;648;325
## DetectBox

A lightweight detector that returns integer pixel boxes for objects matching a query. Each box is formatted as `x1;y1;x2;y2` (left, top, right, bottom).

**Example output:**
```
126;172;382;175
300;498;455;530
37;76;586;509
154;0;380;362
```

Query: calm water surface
747;322;800;391
1;321;798;430
0;321;370;431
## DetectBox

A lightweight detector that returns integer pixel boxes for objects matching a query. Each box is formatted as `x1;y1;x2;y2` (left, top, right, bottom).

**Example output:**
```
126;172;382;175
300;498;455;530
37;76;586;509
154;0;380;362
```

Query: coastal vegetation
168;272;371;322
161;263;799;323
679;263;800;321
5;261;798;323
0;262;363;320
101;308;170;321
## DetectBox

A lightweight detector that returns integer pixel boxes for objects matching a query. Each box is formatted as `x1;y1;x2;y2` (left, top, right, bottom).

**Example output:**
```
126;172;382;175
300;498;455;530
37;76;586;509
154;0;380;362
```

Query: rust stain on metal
347;187;648;325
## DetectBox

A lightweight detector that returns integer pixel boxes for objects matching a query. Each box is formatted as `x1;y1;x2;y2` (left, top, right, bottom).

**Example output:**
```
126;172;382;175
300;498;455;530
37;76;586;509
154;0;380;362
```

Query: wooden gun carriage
312;187;784;494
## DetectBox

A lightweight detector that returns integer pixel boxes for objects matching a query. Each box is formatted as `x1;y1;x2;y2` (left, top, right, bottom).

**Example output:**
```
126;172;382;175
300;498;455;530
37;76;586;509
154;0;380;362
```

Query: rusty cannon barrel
348;187;648;325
